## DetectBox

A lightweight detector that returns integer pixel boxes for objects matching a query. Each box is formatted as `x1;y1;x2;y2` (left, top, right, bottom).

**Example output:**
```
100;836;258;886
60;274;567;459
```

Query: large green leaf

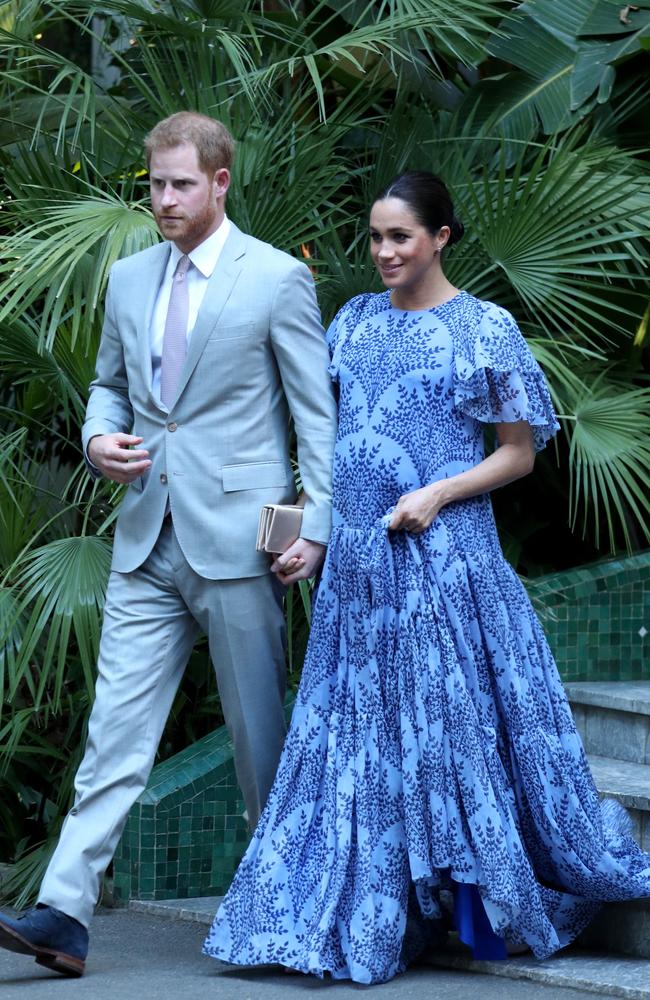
484;12;578;133
0;317;87;424
473;0;650;137
6;536;112;710
449;131;649;346
0;188;158;351
565;375;650;549
577;0;650;37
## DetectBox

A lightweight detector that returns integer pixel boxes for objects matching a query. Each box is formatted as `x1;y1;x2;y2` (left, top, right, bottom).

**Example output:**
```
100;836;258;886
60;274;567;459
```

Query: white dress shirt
150;216;231;401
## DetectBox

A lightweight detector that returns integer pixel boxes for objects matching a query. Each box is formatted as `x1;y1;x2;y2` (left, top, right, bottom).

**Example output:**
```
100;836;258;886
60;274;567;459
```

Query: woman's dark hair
374;171;464;246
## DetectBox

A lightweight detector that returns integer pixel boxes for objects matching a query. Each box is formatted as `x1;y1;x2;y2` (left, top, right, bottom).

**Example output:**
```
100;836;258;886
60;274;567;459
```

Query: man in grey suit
0;112;337;976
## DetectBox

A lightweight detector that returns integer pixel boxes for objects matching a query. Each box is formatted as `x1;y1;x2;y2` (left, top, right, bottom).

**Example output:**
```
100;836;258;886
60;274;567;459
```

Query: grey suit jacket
82;223;337;579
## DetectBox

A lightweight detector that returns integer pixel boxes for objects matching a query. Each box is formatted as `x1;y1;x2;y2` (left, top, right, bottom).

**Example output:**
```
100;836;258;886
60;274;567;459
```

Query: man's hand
87;433;151;485
270;538;326;585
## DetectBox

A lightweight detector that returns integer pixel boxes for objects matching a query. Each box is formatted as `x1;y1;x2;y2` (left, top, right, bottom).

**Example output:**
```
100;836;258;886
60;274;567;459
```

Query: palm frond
0;27;133;153
228;104;354;248
45;0;507;123
527;337;604;414
6;536;112;710
0;317;87;424
0;187;158;351
449;129;649;347
565;375;650;550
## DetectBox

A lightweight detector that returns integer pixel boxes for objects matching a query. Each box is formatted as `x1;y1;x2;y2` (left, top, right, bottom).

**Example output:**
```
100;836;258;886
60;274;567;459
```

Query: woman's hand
270;538;326;585
389;421;536;534
389;482;449;533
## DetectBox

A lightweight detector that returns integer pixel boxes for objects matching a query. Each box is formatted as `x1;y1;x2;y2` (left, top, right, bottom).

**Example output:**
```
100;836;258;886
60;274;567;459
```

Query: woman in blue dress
203;172;650;983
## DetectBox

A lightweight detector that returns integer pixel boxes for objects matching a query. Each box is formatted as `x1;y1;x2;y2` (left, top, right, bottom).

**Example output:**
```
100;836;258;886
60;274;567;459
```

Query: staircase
565;681;650;963
423;680;650;997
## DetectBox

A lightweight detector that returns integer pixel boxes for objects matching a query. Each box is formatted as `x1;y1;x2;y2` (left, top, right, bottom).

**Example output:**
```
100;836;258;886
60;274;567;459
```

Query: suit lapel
172;224;248;403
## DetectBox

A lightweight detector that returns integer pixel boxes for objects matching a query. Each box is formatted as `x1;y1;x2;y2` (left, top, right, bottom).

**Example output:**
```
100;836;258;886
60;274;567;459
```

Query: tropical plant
0;0;648;899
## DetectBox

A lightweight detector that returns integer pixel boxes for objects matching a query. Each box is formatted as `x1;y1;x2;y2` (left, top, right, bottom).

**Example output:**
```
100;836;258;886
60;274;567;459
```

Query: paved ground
0;907;595;1000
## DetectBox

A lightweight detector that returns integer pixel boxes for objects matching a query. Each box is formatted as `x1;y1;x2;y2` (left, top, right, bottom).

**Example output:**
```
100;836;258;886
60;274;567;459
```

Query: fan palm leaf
0;317;88;424
5;536;111;710
0;189;158;351
448;129;648;347
566;375;650;550
2;0;507;132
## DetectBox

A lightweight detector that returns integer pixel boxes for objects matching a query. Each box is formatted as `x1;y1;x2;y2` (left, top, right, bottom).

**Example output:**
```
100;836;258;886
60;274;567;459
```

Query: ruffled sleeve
326;293;373;382
452;298;559;452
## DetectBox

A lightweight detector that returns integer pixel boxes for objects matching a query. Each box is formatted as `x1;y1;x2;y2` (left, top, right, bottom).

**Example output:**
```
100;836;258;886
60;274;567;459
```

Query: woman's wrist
425;476;457;509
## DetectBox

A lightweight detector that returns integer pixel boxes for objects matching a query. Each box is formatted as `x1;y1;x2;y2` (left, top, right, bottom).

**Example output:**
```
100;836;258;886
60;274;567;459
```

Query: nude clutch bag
256;504;303;553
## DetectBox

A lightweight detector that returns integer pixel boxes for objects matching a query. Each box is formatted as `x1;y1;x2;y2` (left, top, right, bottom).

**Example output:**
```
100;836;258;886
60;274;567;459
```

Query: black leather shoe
0;904;88;976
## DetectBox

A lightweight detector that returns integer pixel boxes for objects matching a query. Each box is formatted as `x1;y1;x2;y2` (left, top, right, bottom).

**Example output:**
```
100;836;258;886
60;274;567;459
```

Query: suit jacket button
160;473;168;484
167;422;177;432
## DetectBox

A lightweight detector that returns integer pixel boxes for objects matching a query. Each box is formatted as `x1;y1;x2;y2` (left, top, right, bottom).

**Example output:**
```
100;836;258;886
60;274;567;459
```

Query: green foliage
472;0;650;139
0;0;648;894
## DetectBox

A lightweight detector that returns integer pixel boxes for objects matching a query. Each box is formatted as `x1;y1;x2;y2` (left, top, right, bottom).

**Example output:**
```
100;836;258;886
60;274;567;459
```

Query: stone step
565;681;650;765
577;896;650;963
426;943;650;999
588;754;650;852
577;753;650;962
131;895;219;924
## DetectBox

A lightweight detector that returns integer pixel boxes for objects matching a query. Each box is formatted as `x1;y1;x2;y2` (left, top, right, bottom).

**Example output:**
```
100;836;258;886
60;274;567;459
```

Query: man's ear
213;168;230;199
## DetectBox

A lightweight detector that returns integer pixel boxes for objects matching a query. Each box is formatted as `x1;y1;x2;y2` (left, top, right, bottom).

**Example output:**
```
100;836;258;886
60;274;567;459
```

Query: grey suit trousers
38;518;287;927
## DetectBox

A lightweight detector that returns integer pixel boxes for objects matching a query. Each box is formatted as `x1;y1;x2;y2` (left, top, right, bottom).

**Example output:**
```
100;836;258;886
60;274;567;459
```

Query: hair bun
449;217;464;246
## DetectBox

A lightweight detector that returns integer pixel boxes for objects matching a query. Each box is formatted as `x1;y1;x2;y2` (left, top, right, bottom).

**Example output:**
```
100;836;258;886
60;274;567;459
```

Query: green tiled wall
112;724;249;905
524;550;650;682
114;550;649;905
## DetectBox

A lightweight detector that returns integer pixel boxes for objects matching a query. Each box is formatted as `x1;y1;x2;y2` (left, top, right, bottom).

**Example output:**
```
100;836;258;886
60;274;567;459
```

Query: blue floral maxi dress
203;291;650;983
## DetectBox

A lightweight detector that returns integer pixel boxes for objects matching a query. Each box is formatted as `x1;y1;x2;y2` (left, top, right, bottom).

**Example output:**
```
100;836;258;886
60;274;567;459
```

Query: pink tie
160;254;191;408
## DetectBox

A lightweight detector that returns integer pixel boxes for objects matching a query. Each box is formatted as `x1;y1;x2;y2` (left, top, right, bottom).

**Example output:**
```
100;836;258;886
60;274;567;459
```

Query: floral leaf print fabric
203;291;650;983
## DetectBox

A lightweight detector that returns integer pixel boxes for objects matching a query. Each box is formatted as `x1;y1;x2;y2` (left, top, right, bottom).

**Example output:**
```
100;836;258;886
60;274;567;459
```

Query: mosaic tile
113;722;250;904
525;551;650;683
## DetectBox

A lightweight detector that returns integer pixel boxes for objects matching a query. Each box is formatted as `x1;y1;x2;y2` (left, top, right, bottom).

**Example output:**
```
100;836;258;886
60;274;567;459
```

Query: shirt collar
169;215;231;278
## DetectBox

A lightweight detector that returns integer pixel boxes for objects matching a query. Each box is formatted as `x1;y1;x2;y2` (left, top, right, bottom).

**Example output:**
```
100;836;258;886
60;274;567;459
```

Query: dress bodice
326;290;558;542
